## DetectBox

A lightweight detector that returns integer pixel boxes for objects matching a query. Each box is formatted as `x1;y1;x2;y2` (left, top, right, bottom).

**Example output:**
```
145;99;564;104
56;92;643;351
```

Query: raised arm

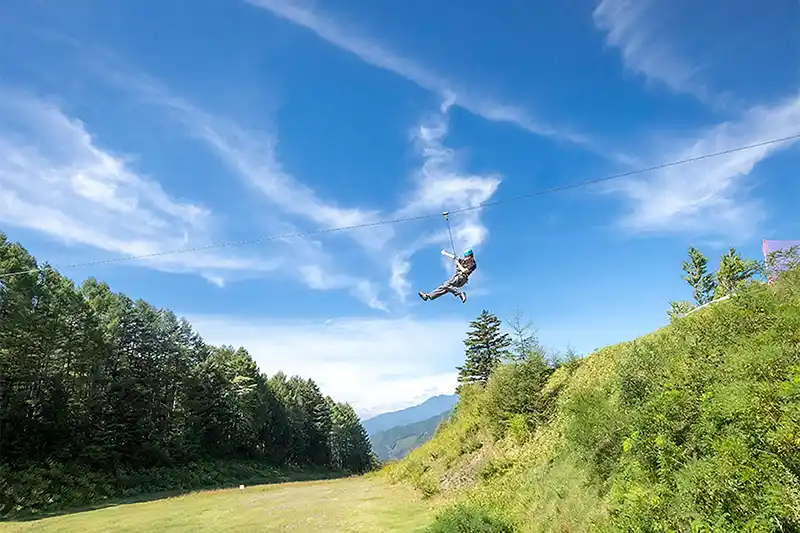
441;249;456;260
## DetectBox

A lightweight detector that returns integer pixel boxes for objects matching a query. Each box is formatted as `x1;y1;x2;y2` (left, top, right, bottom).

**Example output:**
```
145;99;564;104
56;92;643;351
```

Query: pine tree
456;309;512;390
681;247;716;305
714;247;759;298
328;400;373;473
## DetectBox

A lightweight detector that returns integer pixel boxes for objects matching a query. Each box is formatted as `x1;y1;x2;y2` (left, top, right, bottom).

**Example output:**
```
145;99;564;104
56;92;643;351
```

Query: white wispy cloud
99;68;393;248
243;0;595;148
70;57;395;308
389;255;412;302
85;51;500;307
593;0;725;106
0;88;279;279
186;313;466;418
177;110;392;249
299;263;389;311
153;96;393;310
606;93;800;237
390;100;500;294
592;0;800;238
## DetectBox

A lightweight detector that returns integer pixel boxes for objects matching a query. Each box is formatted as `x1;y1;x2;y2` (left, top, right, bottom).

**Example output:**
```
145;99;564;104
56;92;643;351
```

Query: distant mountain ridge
361;394;458;436
369;410;453;461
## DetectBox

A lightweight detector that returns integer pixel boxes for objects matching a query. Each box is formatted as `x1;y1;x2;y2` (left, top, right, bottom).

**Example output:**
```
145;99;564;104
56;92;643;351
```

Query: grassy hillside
370;410;453;461
384;268;800;532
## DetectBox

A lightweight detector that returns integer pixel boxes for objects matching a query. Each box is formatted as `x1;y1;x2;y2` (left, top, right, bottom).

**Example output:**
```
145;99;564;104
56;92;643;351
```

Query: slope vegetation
385;268;800;532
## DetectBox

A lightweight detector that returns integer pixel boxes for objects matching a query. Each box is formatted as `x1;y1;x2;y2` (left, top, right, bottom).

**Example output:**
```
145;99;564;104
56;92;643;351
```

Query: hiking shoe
418;292;429;301
459;293;467;303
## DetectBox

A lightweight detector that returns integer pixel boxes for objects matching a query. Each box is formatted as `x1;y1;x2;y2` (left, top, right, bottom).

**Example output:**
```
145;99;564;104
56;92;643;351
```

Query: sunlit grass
0;476;436;533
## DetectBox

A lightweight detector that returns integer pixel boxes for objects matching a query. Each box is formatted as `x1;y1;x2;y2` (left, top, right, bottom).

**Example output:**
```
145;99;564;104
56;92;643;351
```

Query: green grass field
0;476;435;533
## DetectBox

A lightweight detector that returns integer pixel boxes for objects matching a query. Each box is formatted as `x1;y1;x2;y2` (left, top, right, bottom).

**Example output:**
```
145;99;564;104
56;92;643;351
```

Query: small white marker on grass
239;485;245;490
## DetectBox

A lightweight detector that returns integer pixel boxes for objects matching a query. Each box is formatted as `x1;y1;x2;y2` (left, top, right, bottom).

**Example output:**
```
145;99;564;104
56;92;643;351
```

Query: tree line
667;243;800;320
0;232;374;479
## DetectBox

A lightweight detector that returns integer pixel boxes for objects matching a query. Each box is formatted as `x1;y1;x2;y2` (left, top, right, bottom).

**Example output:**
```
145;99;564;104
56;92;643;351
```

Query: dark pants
427;273;467;299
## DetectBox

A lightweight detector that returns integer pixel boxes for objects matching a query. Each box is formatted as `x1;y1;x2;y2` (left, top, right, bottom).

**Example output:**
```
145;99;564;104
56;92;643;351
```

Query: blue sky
1;0;799;418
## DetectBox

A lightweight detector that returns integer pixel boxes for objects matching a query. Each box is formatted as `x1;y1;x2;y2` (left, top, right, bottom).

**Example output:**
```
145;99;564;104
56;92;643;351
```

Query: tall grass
388;269;800;532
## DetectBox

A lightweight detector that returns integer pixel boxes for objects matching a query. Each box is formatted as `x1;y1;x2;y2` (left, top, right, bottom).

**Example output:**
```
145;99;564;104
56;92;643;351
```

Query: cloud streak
0;88;279;279
594;0;702;98
84;51;500;307
606;93;800;237
389;255;412;302
72;58;396;309
389;99;500;297
592;0;742;109
98;68;393;247
244;0;594;147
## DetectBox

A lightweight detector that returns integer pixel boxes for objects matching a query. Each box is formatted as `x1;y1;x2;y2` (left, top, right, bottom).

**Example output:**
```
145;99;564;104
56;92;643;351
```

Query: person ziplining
418;212;477;304
418;247;476;303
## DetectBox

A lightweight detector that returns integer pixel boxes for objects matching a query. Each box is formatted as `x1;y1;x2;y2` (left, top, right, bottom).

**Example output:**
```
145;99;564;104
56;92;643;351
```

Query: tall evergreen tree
714;247;760;298
681;247;716;305
456;309;512;390
328;400;374;473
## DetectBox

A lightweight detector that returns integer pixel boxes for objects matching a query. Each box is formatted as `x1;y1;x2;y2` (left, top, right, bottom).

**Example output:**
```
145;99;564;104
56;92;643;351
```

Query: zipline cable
1;131;799;280
443;211;457;257
442;211;460;274
445;132;800;215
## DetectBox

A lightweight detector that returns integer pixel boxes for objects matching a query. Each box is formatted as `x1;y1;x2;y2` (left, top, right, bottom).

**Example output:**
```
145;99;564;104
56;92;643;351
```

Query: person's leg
448;281;467;303
420;274;458;300
420;275;466;301
424;283;450;300
450;275;468;302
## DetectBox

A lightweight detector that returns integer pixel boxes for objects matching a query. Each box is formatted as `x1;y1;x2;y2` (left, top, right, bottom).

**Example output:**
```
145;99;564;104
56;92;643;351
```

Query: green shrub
563;279;800;531
459;437;483;456
417;476;440;499
425;503;514;533
480;355;554;440
505;414;532;445
478;456;513;481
